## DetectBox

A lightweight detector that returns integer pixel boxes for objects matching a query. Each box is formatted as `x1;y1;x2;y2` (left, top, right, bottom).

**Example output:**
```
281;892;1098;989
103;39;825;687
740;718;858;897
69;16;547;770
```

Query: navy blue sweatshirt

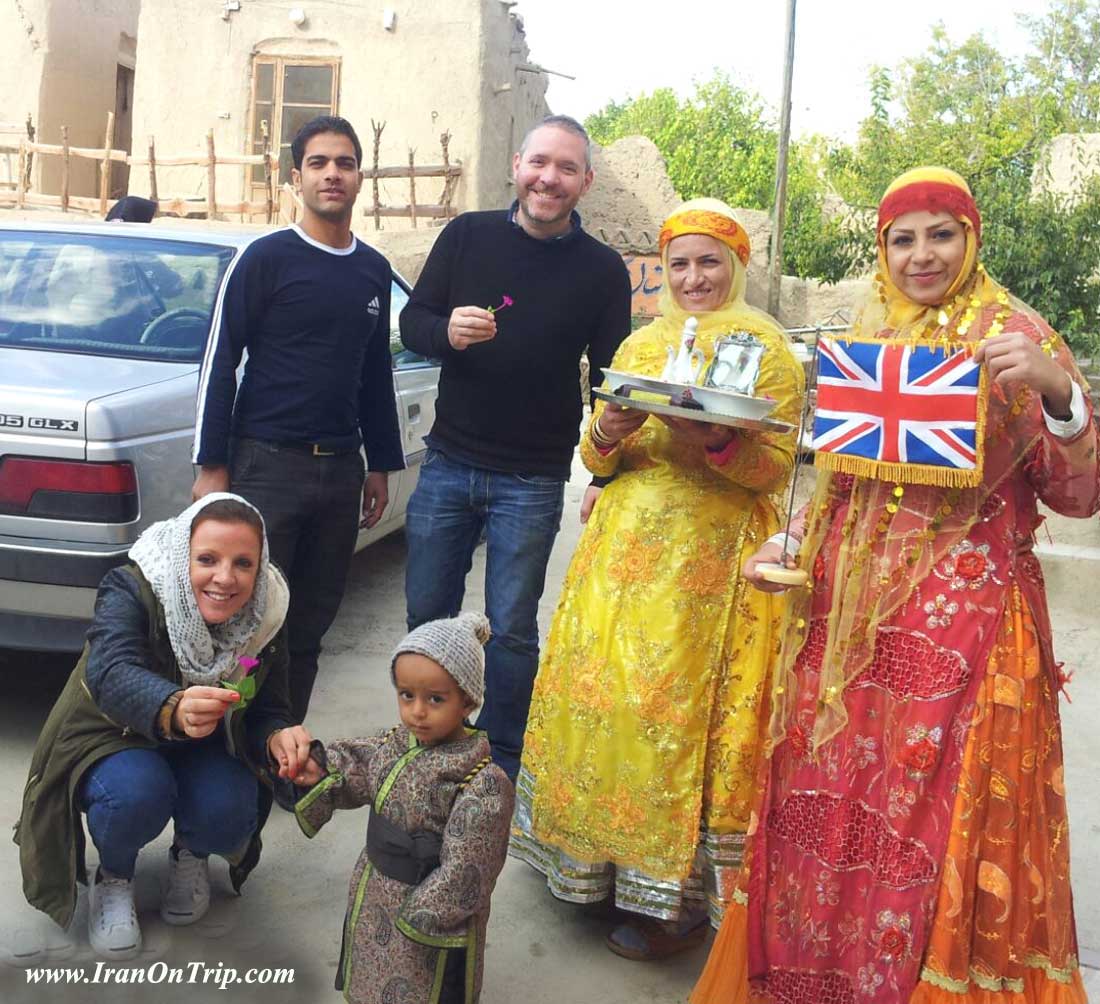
399;208;631;478
193;225;405;471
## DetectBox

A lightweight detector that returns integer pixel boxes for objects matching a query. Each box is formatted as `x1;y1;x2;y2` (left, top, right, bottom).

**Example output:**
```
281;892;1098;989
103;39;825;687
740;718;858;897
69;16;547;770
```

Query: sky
515;0;1053;142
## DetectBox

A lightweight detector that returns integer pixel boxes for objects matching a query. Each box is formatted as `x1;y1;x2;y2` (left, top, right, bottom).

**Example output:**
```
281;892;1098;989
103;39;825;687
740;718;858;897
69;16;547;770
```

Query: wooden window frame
247;55;342;191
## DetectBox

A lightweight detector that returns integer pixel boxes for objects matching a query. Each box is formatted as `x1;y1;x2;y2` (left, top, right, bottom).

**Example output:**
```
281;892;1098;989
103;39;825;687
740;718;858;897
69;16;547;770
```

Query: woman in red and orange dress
692;167;1099;1004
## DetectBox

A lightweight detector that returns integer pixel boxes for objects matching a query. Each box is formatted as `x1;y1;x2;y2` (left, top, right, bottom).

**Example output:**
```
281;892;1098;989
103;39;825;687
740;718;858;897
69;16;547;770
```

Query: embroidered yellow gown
511;315;804;923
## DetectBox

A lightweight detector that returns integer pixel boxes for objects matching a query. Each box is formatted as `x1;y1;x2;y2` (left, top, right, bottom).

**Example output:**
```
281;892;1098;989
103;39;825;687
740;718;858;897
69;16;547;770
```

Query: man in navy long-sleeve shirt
192;116;404;725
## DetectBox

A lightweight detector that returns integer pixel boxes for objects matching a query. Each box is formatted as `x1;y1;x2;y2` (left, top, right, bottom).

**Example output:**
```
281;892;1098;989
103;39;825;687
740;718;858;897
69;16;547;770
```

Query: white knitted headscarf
129;493;273;686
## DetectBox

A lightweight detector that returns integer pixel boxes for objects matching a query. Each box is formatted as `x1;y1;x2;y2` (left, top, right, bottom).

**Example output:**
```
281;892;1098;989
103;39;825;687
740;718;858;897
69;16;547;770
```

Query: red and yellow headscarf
877;166;981;244
870;166;992;331
659;204;752;267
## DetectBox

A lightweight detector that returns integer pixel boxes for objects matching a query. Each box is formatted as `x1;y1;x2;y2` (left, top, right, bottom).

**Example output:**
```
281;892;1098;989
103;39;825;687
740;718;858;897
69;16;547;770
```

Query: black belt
241;437;359;458
366;810;442;885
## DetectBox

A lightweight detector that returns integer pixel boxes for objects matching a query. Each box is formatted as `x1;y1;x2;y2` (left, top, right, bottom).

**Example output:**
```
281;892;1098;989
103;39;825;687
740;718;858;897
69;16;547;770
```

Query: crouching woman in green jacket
15;493;314;961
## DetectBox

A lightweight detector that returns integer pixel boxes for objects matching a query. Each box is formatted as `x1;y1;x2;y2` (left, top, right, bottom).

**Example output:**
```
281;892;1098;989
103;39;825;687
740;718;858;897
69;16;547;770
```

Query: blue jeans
404;449;565;780
78;740;258;879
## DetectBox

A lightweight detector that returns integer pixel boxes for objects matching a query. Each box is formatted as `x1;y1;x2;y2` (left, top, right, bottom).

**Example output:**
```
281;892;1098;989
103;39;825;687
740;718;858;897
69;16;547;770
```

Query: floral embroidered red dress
691;306;1100;1004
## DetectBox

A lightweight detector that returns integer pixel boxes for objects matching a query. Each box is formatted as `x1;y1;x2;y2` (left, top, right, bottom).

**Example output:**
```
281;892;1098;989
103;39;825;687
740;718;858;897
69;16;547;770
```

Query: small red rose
901;737;938;775
879;926;908;959
955;551;987;580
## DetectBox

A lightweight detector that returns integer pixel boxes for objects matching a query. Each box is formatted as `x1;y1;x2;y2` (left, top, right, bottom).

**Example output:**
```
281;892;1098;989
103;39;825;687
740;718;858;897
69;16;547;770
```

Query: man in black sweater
400;115;631;780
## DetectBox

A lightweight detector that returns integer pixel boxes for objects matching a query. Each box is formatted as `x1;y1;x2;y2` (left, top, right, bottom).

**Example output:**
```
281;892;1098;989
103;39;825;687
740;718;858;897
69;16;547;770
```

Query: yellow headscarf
651;198;788;350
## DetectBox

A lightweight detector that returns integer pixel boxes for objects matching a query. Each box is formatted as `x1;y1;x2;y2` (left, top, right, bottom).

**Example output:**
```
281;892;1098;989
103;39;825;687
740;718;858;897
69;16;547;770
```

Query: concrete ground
0;455;1098;1003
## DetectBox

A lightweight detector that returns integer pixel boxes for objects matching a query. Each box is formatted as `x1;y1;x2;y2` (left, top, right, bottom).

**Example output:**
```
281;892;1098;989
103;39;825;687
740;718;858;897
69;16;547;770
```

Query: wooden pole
16;141;27;209
767;0;797;317
408;148;417;229
99;111;115;216
439;131;453;221
24;112;35;190
147;136;158;205
206;129;216;219
261;120;273;224
371;119;383;229
60;126;70;212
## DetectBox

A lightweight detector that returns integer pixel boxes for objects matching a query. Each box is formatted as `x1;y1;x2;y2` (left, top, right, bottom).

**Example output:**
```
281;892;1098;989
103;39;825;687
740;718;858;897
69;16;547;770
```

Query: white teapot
661;317;705;385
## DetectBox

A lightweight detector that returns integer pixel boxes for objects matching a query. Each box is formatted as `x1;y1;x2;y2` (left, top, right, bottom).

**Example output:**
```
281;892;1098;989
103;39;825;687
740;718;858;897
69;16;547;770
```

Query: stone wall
582;136;681;250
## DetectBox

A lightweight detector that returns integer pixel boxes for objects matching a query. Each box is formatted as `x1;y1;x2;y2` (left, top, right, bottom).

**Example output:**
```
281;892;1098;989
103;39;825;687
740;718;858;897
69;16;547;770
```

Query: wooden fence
0;112;275;220
0;113;463;226
365;121;461;228
0;115;34;190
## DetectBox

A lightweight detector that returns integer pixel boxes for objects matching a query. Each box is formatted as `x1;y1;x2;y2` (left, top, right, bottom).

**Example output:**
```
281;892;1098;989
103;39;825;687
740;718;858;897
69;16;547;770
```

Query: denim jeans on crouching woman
404;448;565;781
78;738;258;879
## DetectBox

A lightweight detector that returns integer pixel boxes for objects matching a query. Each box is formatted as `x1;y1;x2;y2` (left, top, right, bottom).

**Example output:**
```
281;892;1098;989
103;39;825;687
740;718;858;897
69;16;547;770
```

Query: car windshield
0;231;236;362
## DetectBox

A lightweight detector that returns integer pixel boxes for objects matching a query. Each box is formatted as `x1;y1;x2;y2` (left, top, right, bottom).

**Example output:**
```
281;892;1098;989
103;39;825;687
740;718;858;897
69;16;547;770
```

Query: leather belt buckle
312;444;336;456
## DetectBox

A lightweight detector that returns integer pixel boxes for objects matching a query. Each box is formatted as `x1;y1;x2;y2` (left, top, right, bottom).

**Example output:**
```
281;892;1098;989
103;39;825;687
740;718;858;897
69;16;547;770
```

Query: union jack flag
812;337;982;474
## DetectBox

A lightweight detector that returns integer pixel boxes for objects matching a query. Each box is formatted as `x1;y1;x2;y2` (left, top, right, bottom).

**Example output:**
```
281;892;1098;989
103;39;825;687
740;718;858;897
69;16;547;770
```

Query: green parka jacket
14;563;293;929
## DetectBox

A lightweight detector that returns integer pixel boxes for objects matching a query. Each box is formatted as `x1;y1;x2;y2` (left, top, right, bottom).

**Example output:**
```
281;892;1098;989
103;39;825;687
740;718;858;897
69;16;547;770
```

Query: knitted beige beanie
391;612;491;711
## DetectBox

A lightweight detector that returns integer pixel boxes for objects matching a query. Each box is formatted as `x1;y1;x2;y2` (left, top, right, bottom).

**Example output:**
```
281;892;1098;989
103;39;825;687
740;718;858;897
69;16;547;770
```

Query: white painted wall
39;0;140;196
0;0;48;187
0;0;139;197
129;0;548;217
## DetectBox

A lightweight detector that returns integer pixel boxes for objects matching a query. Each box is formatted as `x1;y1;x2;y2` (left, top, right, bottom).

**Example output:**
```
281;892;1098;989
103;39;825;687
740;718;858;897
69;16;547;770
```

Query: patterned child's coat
296;726;514;1004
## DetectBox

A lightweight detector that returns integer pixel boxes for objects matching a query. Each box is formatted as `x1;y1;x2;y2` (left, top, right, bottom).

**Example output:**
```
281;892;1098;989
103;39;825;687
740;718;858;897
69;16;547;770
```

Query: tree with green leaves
584;1;1100;350
1021;0;1100;130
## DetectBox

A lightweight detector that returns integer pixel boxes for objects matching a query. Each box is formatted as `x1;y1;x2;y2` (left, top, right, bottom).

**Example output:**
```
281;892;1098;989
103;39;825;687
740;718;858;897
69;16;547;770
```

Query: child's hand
268;725;317;784
295;758;324;787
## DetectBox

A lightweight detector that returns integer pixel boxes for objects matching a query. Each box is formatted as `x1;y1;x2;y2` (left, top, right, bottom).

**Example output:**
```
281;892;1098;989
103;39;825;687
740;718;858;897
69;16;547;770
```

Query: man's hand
172;686;241;739
192;464;230;502
447;306;497;351
268;725;320;785
361;471;389;529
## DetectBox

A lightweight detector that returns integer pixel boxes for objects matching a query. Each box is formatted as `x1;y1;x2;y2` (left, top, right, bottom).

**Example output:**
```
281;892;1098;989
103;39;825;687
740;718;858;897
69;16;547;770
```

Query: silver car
0;221;438;651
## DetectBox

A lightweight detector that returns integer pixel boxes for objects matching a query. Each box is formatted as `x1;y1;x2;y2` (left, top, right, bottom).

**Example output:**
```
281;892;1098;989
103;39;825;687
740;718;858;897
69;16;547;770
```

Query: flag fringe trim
812;336;990;489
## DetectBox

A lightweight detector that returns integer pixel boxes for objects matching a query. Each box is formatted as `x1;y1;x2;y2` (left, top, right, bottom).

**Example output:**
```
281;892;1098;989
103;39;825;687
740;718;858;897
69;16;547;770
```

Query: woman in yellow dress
510;199;805;958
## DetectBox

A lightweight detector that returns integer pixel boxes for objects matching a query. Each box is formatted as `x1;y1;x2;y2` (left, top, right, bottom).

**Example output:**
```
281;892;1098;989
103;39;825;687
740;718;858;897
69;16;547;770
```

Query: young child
294;612;515;1004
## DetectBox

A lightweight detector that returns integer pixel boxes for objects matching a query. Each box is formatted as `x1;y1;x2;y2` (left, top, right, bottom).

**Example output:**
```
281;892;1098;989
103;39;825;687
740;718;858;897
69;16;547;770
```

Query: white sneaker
160;847;210;926
88;870;142;960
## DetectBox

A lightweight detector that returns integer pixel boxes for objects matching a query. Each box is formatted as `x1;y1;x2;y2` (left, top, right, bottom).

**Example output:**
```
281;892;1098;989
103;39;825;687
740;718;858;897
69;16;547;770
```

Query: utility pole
768;0;797;317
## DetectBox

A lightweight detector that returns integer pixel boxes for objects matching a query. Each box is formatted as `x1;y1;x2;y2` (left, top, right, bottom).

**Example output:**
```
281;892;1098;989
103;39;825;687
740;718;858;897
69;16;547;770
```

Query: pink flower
488;294;514;313
238;656;259;675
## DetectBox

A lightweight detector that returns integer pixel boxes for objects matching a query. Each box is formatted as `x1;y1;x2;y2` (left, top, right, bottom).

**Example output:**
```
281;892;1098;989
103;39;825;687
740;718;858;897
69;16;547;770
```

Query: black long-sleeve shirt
400;208;632;478
193;225;405;471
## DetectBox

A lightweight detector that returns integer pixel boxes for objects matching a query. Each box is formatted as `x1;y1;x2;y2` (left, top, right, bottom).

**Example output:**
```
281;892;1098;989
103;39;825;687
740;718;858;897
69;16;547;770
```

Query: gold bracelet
590;416;616;449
